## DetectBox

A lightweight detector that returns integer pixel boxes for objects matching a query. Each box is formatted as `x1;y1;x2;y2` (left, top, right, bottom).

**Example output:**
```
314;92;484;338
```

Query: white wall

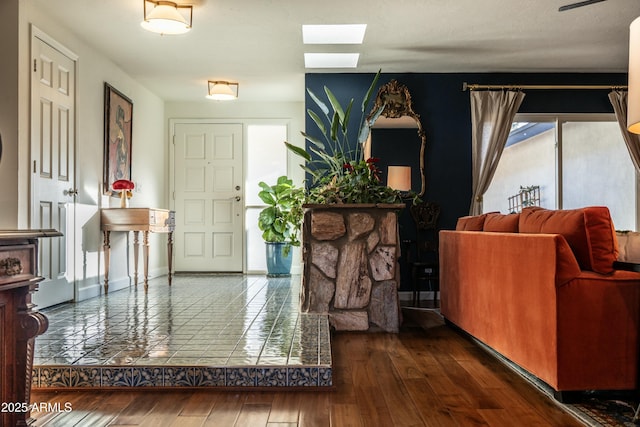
23;4;167;300
0;0;20;228
165;101;306;273
165;101;306;183
484;120;637;230
9;3;306;297
483;130;556;213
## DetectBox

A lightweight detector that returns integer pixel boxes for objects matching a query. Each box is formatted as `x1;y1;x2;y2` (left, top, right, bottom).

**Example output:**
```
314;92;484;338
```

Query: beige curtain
608;90;640;173
469;90;526;215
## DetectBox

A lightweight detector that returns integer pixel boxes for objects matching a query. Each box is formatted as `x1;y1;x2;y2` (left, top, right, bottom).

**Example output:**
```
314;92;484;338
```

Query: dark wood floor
30;308;583;427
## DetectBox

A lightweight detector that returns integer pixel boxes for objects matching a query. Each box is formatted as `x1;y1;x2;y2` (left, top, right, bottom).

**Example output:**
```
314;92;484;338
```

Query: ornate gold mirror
364;80;426;196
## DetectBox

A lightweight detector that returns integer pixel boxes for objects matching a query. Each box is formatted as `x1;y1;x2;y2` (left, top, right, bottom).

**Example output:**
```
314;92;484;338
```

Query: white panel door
174;123;243;271
30;34;76;308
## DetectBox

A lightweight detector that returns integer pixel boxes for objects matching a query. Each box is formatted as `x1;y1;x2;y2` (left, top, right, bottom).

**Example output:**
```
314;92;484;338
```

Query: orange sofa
440;206;640;400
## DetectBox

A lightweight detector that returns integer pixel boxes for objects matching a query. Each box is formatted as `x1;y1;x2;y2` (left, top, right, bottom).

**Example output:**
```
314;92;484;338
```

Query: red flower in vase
112;179;135;207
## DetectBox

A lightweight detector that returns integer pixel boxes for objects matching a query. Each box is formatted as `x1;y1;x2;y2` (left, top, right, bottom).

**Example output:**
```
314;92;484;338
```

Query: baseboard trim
398;290;439;302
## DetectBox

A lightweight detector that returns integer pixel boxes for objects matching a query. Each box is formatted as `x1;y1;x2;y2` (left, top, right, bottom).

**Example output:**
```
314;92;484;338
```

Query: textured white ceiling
30;0;640;102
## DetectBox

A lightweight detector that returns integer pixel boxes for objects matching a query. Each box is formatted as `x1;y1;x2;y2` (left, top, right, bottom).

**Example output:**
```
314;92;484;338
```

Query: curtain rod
462;82;627;91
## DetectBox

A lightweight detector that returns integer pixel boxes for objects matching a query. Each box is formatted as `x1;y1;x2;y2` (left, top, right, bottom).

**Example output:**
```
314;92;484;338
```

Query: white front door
30;32;77;308
173;123;244;272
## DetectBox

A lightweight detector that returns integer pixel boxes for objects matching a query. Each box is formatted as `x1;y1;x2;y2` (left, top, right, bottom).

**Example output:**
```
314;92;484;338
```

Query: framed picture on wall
103;82;133;195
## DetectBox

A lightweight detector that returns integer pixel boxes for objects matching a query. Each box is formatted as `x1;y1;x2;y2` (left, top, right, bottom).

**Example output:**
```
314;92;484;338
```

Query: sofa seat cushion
519;206;618;274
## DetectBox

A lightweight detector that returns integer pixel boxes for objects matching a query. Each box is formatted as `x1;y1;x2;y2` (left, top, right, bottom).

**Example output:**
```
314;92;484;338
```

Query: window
483;114;638;230
245;124;289;272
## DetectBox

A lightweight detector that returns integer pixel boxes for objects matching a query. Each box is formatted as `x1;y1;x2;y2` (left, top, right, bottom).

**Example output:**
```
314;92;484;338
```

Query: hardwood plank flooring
30;309;583;427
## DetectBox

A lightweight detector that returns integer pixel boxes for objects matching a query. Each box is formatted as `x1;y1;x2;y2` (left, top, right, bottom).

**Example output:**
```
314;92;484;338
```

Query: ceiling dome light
207;81;239;101
141;1;192;35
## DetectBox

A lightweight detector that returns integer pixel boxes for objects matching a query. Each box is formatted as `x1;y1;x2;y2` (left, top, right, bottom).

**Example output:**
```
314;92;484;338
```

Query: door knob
63;188;78;196
235;185;241;191
235;196;241;202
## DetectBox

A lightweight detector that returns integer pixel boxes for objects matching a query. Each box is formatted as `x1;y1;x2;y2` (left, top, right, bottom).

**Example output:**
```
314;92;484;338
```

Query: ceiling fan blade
559;0;606;11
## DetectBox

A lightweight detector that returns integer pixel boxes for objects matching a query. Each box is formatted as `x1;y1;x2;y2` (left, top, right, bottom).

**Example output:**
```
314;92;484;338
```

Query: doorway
30;27;77;309
172;122;244;272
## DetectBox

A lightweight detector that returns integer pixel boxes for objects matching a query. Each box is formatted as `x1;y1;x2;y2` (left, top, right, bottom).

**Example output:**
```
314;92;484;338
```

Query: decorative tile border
32;365;332;389
32;278;333;390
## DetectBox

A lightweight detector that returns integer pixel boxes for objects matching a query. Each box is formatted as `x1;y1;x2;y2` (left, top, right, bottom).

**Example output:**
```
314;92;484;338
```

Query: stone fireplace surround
300;204;405;333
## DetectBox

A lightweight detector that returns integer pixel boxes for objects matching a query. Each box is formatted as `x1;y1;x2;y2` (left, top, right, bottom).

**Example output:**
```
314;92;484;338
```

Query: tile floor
32;274;332;389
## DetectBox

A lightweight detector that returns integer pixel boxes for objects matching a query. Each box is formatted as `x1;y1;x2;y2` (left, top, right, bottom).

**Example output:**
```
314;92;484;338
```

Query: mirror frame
365;79;426;196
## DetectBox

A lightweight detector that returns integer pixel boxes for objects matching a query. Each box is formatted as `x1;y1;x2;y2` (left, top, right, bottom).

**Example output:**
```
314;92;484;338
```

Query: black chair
408;201;440;307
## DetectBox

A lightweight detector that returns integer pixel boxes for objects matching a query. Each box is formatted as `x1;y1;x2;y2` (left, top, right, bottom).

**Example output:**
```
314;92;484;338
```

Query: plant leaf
258;190;276;205
258;181;272;192
307;88;329;116
308;146;337;165
330;112;340;143
273;217;286;234
300;132;325;150
342;99;354;133
357;103;384;144
368;103;385;125
325;86;346;124
277;175;291;186
301;164;321;179
284;141;311;161
307;109;326;136
361;69;382;112
258;207;276;227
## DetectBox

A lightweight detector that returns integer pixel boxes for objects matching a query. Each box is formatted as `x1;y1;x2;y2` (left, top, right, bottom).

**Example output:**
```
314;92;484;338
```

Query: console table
101;208;175;292
0;229;60;426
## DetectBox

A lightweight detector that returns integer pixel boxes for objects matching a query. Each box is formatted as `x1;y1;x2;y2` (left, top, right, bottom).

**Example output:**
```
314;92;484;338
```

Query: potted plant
282;72;418;332
284;70;420;205
257;176;305;277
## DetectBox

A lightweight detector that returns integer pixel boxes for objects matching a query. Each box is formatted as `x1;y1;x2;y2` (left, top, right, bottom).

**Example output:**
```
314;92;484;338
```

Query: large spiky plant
285;71;403;204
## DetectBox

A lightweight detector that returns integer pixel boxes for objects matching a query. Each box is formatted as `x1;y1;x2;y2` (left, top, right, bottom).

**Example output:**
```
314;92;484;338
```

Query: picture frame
103;82;133;195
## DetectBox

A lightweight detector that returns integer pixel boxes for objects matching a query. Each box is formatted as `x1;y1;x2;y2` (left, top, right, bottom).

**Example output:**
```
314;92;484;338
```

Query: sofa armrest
439;229;640;392
439;230;582;387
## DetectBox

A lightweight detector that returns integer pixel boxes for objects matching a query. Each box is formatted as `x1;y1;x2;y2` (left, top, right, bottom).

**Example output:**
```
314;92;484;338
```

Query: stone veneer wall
300;204;405;333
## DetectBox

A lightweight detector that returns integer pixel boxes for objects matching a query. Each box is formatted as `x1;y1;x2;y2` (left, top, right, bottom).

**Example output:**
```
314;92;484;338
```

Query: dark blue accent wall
305;72;627;292
305;72;627;230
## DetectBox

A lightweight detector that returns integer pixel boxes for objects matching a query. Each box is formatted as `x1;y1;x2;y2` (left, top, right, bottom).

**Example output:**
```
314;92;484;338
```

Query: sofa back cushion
483;213;520;232
456;214;487;231
519;206;618;274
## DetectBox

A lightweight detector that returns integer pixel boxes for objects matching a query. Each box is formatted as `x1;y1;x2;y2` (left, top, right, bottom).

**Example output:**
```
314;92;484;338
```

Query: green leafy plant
285;71;407;205
257;176;305;248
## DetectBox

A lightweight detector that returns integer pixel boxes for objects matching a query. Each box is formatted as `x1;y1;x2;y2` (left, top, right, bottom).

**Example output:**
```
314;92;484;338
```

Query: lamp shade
141;1;191;35
207;81;239;100
387;166;411;191
628;17;640;133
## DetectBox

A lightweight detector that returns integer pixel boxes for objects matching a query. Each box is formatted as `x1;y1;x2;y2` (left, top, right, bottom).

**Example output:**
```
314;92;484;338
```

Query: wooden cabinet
0;229;60;426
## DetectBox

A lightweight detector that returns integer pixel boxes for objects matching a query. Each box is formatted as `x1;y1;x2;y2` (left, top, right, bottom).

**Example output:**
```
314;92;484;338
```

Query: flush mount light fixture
304;53;360;69
302;24;367;44
206;81;239;100
141;0;192;35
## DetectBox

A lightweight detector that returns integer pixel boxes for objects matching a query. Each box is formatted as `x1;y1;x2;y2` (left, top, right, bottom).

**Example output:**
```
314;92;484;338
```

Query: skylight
302;24;367;44
304;53;360;69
